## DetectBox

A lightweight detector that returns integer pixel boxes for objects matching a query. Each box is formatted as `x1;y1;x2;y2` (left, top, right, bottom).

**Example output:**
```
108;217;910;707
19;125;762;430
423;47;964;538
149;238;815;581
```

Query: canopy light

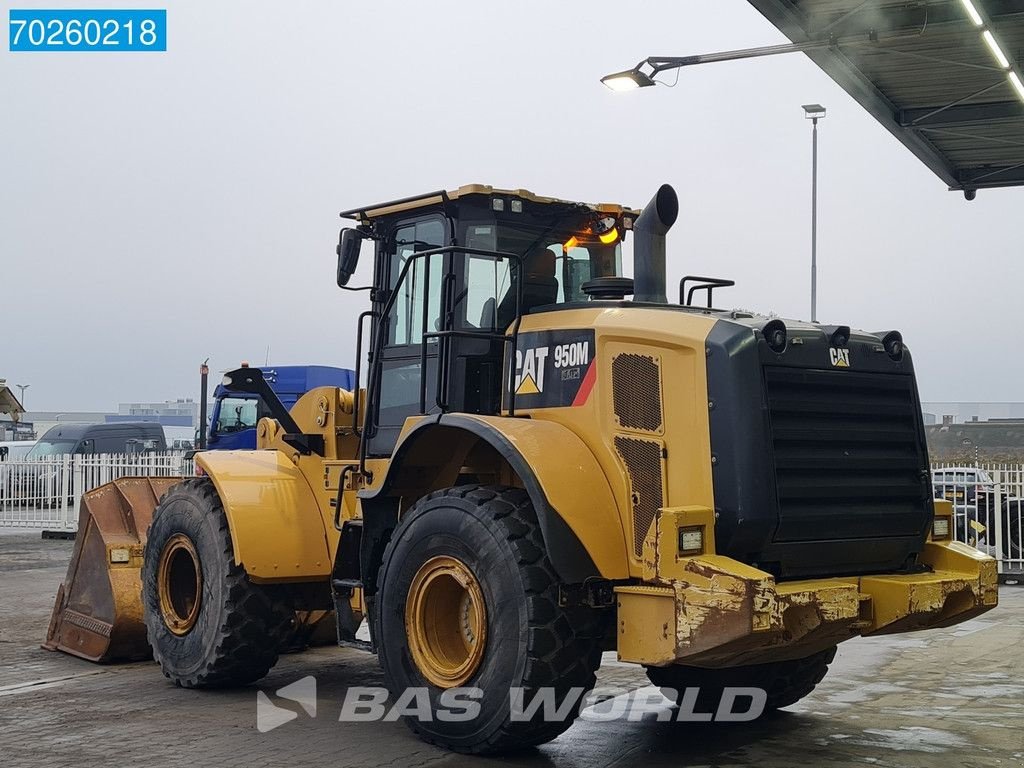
957;2;1024;105
982;29;1011;69
1010;71;1024;101
960;0;984;27
600;68;656;91
563;235;579;251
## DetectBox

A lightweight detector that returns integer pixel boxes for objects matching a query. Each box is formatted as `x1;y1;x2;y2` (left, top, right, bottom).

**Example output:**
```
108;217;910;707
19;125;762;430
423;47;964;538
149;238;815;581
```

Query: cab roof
339;184;638;223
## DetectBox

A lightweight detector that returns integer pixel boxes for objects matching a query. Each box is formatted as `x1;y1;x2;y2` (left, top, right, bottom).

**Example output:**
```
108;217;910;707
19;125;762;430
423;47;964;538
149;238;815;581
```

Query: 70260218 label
8;9;166;52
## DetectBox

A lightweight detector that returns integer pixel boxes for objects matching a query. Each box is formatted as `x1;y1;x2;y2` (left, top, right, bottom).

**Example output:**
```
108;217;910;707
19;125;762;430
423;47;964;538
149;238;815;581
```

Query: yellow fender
367;413;630;581
196;450;331;583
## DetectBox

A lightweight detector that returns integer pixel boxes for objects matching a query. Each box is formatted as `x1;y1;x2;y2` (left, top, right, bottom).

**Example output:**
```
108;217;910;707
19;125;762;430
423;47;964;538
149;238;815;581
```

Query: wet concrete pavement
0;532;1021;767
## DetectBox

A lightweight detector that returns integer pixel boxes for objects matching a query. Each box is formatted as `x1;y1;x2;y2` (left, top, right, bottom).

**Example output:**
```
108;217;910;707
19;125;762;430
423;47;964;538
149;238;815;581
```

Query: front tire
142;478;294;688
375;485;602;753
645;646;837;716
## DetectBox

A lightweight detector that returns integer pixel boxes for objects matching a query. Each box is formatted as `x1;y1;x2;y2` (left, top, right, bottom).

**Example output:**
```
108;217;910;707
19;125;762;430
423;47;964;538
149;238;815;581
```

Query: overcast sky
2;0;1022;411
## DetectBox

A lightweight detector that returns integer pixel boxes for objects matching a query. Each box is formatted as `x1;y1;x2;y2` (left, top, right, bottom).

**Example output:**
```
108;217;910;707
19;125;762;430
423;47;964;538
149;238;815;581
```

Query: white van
0;440;37;461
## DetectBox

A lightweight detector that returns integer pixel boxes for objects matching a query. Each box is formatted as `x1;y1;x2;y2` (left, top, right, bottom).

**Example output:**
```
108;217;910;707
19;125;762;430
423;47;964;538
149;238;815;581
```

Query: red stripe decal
572;360;597;407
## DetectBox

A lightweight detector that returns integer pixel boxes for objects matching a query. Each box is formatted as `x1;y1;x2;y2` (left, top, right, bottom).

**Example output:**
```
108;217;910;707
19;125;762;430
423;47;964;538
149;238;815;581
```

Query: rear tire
645;646;837;715
142;478;294;688
375;485;602;753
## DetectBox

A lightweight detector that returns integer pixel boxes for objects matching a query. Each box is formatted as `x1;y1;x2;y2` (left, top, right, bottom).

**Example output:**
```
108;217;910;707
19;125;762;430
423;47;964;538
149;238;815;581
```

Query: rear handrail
680;275;735;308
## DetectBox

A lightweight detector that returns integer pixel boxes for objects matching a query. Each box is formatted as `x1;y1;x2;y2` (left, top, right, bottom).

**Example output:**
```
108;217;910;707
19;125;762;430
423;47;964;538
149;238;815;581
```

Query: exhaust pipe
632;184;679;304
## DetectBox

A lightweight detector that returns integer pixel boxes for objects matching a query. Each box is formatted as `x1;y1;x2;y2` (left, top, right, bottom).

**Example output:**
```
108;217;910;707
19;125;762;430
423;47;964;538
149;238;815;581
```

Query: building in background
921;402;1024;426
108;399;199;429
10;400;204;445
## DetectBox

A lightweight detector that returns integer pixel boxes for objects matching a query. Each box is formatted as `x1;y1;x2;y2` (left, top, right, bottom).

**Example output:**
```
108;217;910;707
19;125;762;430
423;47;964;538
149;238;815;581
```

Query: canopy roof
0;380;24;422
749;0;1024;195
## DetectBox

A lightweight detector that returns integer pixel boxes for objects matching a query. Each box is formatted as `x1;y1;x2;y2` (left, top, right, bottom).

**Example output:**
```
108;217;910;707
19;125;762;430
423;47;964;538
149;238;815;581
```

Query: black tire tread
143;478;293;688
646;646;837;713
377;484;602;753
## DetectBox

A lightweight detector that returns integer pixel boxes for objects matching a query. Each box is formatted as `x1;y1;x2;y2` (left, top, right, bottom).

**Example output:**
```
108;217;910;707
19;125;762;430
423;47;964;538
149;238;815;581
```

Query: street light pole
15;384;29;410
811;117;818;323
198;360;209;451
803;104;826;323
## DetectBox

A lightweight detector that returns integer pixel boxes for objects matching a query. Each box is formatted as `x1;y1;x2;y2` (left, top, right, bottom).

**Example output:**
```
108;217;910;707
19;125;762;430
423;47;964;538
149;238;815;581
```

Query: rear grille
764;367;930;543
615;435;665;556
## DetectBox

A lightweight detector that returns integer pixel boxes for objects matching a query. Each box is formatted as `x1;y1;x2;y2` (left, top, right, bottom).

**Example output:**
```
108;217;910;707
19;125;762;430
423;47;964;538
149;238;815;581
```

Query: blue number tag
9;9;167;52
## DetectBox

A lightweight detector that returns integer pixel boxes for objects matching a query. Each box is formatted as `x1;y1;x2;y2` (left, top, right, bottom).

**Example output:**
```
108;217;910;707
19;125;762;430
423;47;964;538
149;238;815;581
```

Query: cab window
457;218;622;332
389;219;445;346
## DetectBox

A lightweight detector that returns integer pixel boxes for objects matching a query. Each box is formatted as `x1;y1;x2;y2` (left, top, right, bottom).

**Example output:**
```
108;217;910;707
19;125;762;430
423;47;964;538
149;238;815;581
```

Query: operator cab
338;185;638;456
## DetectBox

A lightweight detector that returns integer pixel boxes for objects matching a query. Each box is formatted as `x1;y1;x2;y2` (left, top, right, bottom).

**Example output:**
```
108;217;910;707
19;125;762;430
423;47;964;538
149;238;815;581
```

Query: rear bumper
615;535;998;668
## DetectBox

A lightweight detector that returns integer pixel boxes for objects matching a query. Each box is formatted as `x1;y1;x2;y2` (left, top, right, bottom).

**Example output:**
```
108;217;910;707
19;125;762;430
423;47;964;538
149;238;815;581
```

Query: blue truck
207;365;356;450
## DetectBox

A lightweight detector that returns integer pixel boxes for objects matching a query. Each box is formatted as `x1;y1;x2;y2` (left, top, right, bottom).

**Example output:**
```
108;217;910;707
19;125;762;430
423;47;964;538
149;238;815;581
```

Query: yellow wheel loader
46;183;997;753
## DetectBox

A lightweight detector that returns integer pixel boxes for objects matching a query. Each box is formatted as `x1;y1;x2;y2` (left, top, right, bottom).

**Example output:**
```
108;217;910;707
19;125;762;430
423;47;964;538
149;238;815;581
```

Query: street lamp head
802;103;827;119
600;67;657;92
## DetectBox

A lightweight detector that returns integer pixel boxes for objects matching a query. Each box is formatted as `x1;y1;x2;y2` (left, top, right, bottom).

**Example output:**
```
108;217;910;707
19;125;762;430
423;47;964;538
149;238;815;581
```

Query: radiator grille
615;435;664;556
764;366;930;543
612;353;663;432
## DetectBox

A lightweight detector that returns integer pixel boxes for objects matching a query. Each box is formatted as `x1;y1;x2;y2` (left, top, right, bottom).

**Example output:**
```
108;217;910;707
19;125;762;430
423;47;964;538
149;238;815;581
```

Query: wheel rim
405;555;487;688
157;534;202;636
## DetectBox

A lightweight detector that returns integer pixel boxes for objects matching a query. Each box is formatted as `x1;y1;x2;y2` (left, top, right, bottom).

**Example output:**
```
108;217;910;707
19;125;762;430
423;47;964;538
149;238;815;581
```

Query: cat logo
505;330;596;409
514;346;549;395
829;347;851;368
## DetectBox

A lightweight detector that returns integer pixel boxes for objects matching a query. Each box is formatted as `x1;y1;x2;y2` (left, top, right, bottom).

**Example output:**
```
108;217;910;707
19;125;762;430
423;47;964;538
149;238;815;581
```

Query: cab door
367;216;447;456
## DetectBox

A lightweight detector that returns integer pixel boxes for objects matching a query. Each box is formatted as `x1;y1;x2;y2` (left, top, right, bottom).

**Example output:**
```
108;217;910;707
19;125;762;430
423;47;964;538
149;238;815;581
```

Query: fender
195;450;331;583
362;414;630;583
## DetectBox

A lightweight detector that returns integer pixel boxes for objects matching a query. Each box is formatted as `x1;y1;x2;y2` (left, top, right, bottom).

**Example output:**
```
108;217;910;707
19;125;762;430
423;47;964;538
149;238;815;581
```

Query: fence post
70;456;84;530
993;469;1004;576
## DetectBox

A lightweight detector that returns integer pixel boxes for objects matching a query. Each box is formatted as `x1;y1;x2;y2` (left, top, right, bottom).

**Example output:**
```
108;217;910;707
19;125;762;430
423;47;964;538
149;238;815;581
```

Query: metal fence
932;463;1023;576
0;452;192;530
0;453;1021;573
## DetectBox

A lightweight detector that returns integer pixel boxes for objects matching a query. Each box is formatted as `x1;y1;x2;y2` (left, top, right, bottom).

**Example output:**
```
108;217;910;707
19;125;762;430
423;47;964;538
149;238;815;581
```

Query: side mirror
336;228;364;287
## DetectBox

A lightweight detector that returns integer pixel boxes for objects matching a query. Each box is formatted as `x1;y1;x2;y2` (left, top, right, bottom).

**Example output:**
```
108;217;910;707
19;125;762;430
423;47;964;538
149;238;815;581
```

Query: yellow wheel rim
405;555;487;688
157;534;202;636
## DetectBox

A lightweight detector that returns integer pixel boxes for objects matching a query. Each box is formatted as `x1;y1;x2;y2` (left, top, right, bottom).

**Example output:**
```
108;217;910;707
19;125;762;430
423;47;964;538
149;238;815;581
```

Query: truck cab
208;365;355;450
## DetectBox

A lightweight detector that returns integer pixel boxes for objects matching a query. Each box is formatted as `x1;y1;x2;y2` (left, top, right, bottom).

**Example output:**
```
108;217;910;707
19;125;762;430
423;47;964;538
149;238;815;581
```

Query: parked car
932;467;997;546
932;467;1024;562
0;440;37;461
0;441;38;501
26;423;166;458
14;424;167;507
932;467;994;512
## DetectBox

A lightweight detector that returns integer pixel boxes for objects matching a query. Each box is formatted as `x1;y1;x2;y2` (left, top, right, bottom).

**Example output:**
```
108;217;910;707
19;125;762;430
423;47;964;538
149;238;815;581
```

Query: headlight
932;518;950;540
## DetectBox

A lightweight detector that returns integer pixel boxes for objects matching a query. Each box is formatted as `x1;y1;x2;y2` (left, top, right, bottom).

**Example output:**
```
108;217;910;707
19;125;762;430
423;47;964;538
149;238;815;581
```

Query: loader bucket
43;476;183;662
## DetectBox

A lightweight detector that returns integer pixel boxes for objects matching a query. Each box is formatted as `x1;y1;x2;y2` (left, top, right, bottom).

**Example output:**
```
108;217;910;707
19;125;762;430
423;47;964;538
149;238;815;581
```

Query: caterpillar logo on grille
612;353;663;432
614;435;665;557
829;347;851;368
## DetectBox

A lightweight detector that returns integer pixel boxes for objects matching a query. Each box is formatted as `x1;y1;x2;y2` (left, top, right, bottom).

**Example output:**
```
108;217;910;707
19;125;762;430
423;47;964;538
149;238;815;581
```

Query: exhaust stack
632;184;679;304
